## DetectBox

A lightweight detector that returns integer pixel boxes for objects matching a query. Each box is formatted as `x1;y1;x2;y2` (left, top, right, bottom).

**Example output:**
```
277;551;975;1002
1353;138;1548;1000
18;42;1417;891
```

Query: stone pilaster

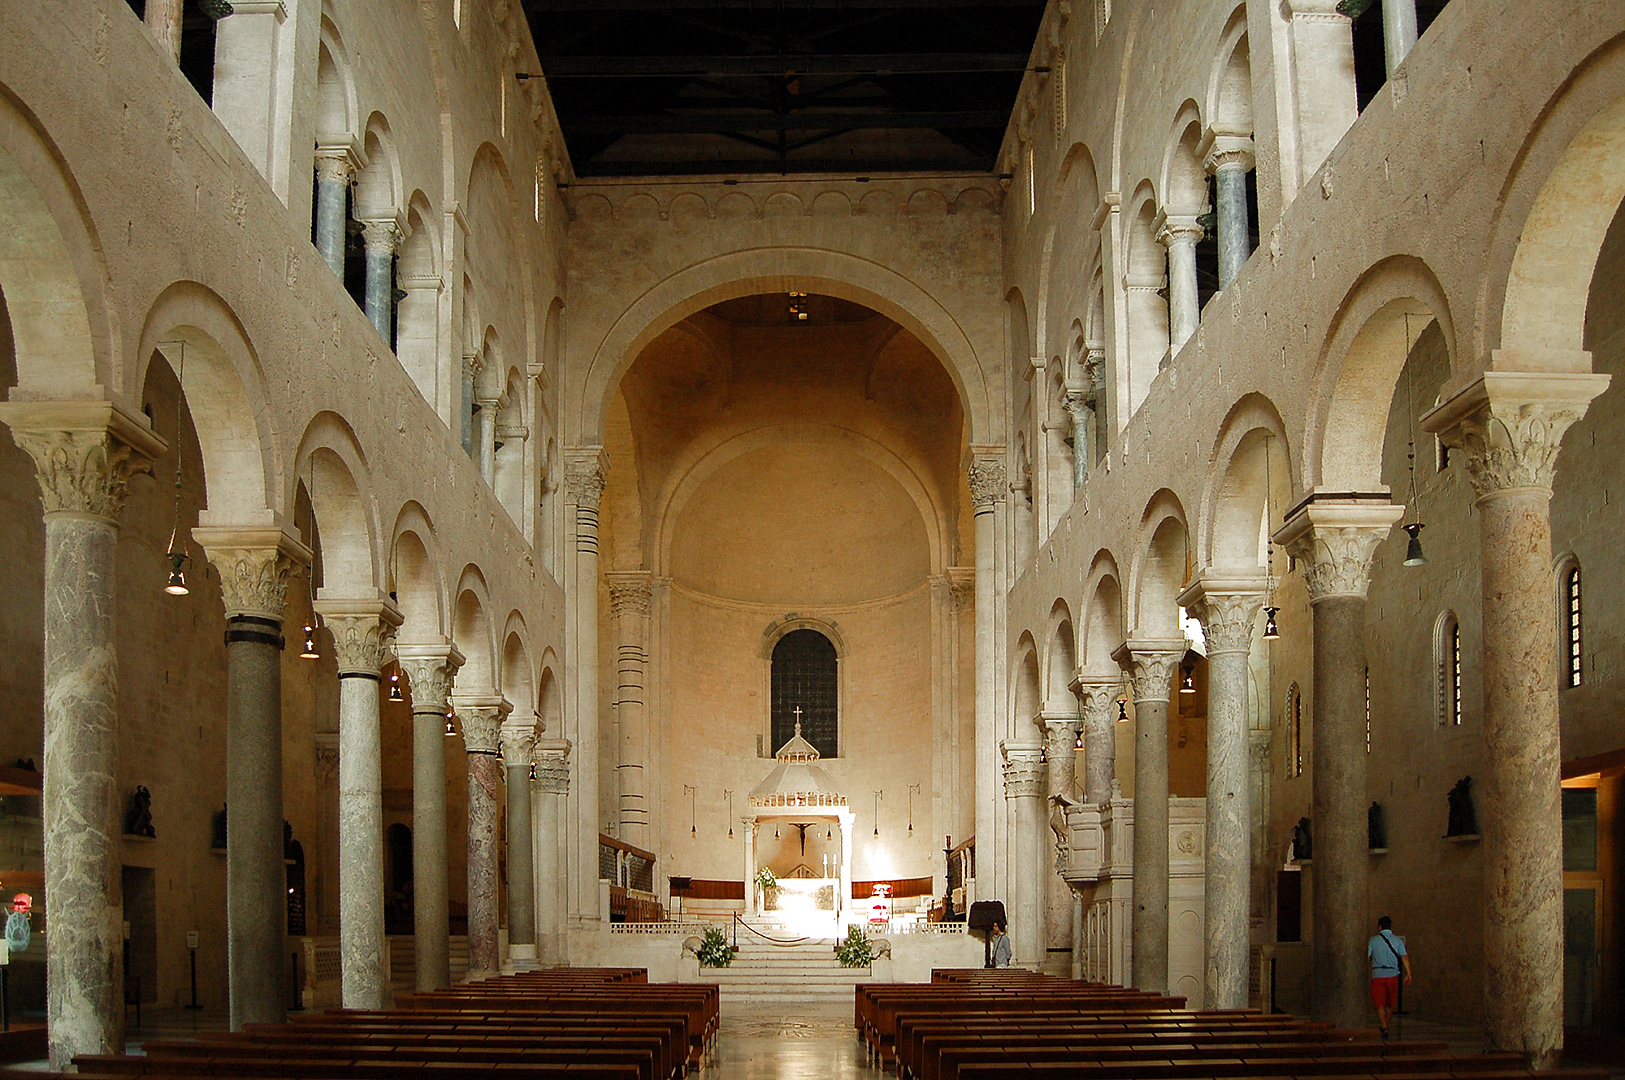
1276;498;1404;1030
1157;214;1205;352
564;447;607;923
313;148;356;277
1423;371;1608;1066
607;571;652;848
1113;639;1186;994
1002;744;1047;967
1280;0;1358;187
1204;137;1256;290
460;354;482;456
500;719;540;954
455;699;509;977
397;642;463;990
359;218;401;341
1179;576;1264;1010
1071;678;1121;807
315;596;402;1011
0;402;163;1068
968;446;1007;899
531;740;571;966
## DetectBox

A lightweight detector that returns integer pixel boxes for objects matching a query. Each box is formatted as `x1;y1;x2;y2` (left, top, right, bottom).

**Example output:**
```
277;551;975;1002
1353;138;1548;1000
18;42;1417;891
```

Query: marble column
145;0;184;63
460;355;481;457
1277;499;1404;1030
531;740;571;966
360;219;400;342
500;720;539;961
968;449;1007;898
1179;578;1264;1010
1043;716;1082;804
564;450;607;921
1424;371;1608;1067
607;572;652;848
0;403;162;1068
743;821;758;919
1062;390;1093;490
317;600;402;1010
313;151;355;278
1205;137;1256;291
1072;679;1121;807
1382;0;1419;76
1113;639;1185;994
1003;745;1047;967
195;533;313;1033
456;701;508;979
397;644;462;991
1158;214;1205;353
476;395;500;485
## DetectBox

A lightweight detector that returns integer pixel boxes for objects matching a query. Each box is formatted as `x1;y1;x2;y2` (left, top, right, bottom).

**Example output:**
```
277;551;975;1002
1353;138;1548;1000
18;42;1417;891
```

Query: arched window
1436;611;1462;727
1285;682;1303;779
1563;562;1583;689
771;629;838;758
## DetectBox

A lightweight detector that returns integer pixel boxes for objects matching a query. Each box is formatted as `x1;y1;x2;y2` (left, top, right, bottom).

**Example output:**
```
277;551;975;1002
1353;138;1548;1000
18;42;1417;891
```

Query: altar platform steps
705;935;876;1002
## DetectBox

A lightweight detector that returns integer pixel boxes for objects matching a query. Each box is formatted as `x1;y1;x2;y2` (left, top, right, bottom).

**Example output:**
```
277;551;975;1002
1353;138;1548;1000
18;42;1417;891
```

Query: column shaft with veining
398;645;462;991
969;450;1007;896
457;703;508;978
501;721;539;958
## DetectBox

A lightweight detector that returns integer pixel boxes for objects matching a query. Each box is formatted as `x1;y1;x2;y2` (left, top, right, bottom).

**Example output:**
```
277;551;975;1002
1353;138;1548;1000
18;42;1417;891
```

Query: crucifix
792;704;804;735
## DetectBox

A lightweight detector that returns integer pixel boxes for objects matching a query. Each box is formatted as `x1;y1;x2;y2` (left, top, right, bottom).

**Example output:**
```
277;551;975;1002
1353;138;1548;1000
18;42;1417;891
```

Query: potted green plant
696;926;734;968
835;924;875;968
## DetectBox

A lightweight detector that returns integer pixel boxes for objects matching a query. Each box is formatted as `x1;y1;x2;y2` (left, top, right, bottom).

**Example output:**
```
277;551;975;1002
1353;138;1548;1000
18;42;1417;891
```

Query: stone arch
1206;7;1252;138
537;651;561;735
1129;491;1190;638
390;501;445;644
1308;255;1455;491
452;566;496;694
1123;182;1168;415
0;86;114;399
136;282;282;521
356;113;402;220
758;614;848;659
1082;555;1125;676
1014;632;1043;731
501;620;534;717
315;12;357;144
397;192;441;406
1199;394;1292;571
1486;36;1625;361
574;248;993;446
1045;601;1078;711
1160;101;1208;213
297;412;380;598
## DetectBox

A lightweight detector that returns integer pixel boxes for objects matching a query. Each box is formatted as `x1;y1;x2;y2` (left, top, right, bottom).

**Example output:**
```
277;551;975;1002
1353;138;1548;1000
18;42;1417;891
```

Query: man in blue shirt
1368;915;1412;1037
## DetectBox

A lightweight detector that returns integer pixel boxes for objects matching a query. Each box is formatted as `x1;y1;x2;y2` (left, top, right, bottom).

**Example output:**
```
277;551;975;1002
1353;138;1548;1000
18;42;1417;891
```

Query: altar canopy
744;716;854;927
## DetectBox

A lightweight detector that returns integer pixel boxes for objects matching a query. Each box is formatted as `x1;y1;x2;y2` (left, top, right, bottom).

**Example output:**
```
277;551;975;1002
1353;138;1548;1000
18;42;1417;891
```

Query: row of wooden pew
21;968;718;1080
857;970;1609;1080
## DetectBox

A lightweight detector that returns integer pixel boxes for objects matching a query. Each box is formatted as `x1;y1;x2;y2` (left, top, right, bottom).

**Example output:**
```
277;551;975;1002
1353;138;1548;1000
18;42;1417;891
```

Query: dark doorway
386;823;414;936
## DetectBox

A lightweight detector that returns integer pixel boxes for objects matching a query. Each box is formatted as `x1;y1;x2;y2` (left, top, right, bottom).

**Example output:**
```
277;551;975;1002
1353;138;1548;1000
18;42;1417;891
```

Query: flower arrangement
696;926;734;968
835;924;875;968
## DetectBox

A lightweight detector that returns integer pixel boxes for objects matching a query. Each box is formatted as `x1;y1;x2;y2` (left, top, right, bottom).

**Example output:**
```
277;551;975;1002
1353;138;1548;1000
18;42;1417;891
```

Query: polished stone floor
706;999;884;1079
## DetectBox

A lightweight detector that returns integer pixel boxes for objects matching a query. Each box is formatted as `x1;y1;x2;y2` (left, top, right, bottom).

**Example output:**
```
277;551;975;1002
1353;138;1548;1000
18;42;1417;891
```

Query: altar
743;716;854;927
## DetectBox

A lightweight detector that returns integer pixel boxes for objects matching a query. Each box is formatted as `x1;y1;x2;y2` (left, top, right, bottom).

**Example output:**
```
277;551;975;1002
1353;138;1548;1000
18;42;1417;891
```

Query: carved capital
200;541;307;621
499;720;538;766
564;448;607;509
1071;679;1122;725
462;354;483;381
397;644;464;713
359;218;401;255
1204;135;1256;175
0;402;166;524
1178;578;1264;654
314;150;356;185
1112;640;1186;703
968;455;1007;509
323;614;397;675
456;703;508;754
1002;745;1047;799
532;746;571;794
1062;389;1093;429
1274;500;1405;602
1083;347;1106;392
947;567;976;612
606;571;653;619
1043;718;1082;757
1423;372;1610;500
1157;214;1205;248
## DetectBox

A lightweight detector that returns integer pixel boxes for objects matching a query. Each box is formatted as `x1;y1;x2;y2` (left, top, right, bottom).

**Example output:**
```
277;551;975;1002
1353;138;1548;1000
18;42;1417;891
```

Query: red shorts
1370;975;1400;1010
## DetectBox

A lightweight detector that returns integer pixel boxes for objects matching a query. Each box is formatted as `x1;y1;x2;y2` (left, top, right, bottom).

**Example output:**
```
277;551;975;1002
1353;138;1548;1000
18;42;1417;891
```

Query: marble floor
705;999;883;1079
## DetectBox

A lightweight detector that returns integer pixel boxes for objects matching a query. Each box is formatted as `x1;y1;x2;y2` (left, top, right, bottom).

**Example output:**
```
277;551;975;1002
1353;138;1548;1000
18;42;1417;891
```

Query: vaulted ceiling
519;0;1048;178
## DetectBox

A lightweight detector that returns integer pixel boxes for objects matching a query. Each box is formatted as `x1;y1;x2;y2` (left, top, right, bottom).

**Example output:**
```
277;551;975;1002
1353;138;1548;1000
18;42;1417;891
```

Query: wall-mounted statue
124;786;155;838
1446;776;1477;837
1292;816;1313;861
1368;802;1387;851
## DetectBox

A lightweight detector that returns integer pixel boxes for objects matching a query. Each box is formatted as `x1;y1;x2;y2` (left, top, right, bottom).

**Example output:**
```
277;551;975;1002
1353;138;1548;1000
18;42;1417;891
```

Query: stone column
1062;390;1093;490
193;529;313;1036
1158;214;1205;354
476;394;500;485
1179;577;1264;1010
313;150;355;278
1112;640;1185;994
1382;0;1419;76
317;599;402;1010
607;572;652;848
743;820;758;919
0;403;162;1067
1043;716;1082;804
500;720;539;962
968;450;1007;897
1205;137;1256;291
359;219;400;342
531;740;571;966
1003;745;1047;967
145;0;184;63
1424;371;1608;1067
1072;679;1121;807
460;355;481;457
838;814;854;926
1277;499;1404;1029
456;701;508;979
564;449;607;921
397;643;462;991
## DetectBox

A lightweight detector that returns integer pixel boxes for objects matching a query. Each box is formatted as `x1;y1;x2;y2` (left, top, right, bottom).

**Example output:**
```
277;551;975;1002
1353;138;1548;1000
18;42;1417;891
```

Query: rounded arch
1199;393;1292;570
1486;36;1625;361
575;248;993;445
356;113;402;220
537;651;562;736
136;283;282;522
1129;491;1190;638
390;501;445;643
298;413;379;598
0;86;115;399
452;566;496;693
1082;555;1125;675
1013;632;1043;729
1160;101;1208;213
1045;601;1078;710
759;614;847;659
1308;256;1455;491
1206;7;1253;137
316;12;358;143
501;621;534;717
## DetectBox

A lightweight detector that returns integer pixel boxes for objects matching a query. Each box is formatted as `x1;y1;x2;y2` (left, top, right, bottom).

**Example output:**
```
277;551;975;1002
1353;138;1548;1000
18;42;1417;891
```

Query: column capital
0;401;167;524
1273;497;1405;602
1043;716;1082;754
358;217;402;255
1069;676;1123;715
1204;134;1256;174
315;595;404;675
1177;574;1266;654
396;640;465;713
564;446;608;509
532;738;571;794
314;732;340;784
194;526;314;621
1155;211;1205;248
499;717;539;764
462;353;483;380
1421;371;1610;500
314;144;360;183
967;446;1008;509
451;697;512;754
946;566;976;611
1061;389;1093;424
1002;743;1047;798
1111;639;1187;702
606;570;653;618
